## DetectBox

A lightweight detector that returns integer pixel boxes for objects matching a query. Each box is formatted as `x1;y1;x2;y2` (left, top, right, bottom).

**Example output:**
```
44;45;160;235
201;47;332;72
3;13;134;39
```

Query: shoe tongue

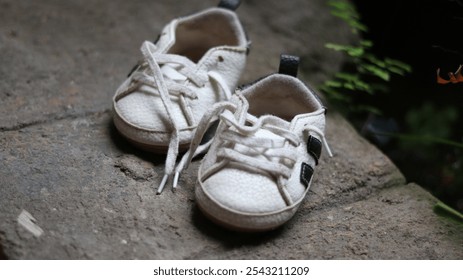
136;64;187;96
160;64;187;81
252;115;290;141
232;114;290;162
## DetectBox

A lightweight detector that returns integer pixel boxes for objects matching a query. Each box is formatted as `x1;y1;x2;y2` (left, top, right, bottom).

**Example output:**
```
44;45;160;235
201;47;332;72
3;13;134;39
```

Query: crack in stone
0;109;111;132
114;163;153;182
301;179;407;216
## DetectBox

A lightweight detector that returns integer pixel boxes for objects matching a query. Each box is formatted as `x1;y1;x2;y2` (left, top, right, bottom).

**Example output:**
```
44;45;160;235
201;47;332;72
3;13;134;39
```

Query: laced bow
117;41;232;193
171;95;333;191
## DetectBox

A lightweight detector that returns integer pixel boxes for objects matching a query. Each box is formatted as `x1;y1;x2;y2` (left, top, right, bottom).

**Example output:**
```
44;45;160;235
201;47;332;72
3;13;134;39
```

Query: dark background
353;0;463;212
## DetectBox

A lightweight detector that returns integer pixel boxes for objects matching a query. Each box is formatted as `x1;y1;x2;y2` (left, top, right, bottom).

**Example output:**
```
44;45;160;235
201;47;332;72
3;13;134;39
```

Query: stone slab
0;0;461;260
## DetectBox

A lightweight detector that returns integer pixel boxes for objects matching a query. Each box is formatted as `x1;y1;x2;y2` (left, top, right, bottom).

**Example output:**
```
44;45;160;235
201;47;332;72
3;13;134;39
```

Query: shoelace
169;96;333;192
215;110;301;178
118;41;232;193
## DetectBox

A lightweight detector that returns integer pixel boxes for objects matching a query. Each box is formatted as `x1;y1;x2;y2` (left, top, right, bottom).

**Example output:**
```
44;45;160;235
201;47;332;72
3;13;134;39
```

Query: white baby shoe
112;0;249;193
180;55;332;231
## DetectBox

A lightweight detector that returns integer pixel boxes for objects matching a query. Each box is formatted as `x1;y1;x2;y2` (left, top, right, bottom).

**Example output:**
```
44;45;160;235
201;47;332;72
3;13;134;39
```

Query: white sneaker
112;0;249;193
180;55;332;231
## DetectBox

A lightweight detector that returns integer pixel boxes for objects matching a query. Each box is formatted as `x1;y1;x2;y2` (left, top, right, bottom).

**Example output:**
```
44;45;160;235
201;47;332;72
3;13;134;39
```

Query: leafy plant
323;0;463;215
326;0;367;34
320;0;411;114
403;103;459;149
370;103;462;152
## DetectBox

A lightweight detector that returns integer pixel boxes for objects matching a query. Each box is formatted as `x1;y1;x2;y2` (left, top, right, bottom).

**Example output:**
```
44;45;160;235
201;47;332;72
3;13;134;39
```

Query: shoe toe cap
202;167;287;214
113;90;193;148
115;91;172;131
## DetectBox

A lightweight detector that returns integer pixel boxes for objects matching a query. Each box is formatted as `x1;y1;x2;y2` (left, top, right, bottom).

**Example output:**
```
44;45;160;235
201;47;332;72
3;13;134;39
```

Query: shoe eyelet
218;56;224;62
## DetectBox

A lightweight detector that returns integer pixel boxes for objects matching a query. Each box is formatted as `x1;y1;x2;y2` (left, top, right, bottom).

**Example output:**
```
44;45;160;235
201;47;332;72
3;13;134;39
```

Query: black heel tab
278;54;300;77
218;0;241;11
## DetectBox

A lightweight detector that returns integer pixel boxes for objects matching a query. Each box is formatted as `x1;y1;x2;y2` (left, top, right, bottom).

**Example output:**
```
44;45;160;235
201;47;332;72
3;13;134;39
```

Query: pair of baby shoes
112;0;332;231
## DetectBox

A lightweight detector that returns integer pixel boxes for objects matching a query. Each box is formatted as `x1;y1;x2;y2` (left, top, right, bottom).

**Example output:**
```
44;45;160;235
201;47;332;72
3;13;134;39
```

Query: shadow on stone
0;242;7;260
191;205;285;247
107;119;165;165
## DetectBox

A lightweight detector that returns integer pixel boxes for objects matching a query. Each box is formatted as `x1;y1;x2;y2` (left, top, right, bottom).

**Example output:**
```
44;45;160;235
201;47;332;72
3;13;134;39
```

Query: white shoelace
118;41;232;193
170;96;333;193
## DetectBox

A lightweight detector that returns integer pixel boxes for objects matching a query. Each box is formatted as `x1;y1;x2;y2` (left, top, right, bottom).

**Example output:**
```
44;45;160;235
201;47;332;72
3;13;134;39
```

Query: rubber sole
125;136;190;154
195;181;299;232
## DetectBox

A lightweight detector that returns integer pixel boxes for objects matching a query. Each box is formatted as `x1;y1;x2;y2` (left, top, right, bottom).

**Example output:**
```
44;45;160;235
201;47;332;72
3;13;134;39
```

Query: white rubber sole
113;111;194;153
195;180;301;232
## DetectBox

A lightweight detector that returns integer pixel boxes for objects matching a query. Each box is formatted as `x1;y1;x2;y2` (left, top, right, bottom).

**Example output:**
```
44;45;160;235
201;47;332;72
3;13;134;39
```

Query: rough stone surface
0;0;461;259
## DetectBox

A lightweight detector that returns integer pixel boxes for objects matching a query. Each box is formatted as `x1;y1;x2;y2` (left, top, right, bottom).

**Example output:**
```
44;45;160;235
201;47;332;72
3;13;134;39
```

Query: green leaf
331;10;351;21
328;0;367;33
362;55;411;77
343;82;355;90
328;0;354;10
434;201;463;223
385;58;412;72
335;72;360;82
364;53;387;68
325;43;365;57
352;79;373;93
360;40;373;48
328;0;357;17
347;46;364;57
330;74;373;94
324;80;343;88
325;43;348;51
387;66;406;76
349;20;368;32
360;64;390;81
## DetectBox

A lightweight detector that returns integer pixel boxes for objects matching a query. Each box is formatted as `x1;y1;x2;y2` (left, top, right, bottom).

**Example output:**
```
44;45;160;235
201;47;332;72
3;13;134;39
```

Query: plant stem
374;131;463;149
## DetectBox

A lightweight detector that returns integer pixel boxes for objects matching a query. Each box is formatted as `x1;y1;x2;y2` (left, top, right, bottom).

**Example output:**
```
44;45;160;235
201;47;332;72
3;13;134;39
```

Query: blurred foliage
323;0;463;214
320;0;411;115
327;0;367;34
434;200;463;224
402;103;459;149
